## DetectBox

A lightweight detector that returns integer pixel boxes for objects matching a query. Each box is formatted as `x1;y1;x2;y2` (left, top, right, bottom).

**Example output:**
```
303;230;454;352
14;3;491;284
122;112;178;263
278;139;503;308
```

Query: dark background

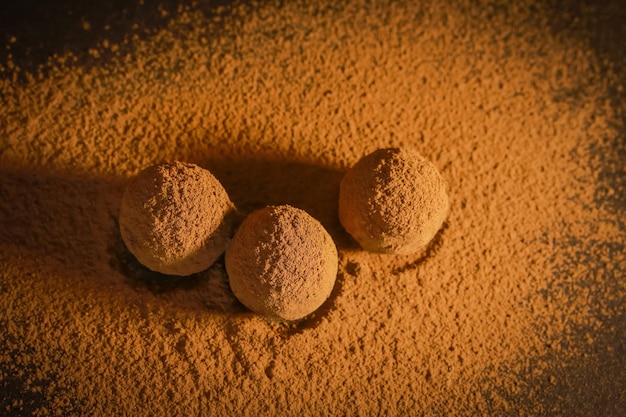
1;0;625;78
0;0;233;75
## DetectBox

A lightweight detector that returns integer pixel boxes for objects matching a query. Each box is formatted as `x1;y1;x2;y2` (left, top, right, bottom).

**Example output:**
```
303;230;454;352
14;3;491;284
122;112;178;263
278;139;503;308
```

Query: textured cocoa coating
225;205;338;321
339;148;449;254
119;161;236;276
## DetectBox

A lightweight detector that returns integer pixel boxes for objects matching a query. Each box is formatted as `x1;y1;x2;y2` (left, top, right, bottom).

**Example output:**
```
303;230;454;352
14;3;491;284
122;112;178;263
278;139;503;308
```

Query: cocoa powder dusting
0;0;624;416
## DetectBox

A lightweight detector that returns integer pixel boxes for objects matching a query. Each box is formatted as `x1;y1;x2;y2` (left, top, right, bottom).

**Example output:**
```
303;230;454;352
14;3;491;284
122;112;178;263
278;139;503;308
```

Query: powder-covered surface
339;147;449;254
119;161;235;276
0;0;624;416
226;205;338;321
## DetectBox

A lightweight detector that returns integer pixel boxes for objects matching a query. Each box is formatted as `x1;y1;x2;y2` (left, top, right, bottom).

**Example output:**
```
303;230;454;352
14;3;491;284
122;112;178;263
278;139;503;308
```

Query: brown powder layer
119;161;236;276
339;147;449;254
226;205;338;321
0;0;624;416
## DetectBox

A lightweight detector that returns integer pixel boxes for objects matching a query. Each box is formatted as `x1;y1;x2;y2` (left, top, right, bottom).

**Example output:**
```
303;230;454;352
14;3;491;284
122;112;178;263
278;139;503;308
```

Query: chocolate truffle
225;205;338;321
339;148;449;254
119;161;236;276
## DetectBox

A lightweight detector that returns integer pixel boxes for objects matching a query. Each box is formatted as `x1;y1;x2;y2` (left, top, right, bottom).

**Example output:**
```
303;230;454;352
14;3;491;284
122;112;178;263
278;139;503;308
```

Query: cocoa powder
0;0;624;416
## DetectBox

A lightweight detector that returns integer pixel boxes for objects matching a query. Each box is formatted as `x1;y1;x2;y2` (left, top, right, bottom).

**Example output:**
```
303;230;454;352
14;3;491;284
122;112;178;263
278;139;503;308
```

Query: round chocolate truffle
119;161;236;276
339;148;449;254
225;205;338;321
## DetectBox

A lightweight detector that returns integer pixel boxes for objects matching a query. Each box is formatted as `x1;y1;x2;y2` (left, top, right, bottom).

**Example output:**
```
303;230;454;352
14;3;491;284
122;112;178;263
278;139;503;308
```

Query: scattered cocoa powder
226;205;338;321
0;0;624;416
339;147;449;254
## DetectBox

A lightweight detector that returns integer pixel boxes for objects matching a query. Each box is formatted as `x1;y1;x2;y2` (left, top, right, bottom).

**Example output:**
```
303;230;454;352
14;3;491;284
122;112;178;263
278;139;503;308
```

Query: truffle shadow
0;158;359;317
202;157;354;249
0;165;245;313
0;166;124;278
107;227;245;314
